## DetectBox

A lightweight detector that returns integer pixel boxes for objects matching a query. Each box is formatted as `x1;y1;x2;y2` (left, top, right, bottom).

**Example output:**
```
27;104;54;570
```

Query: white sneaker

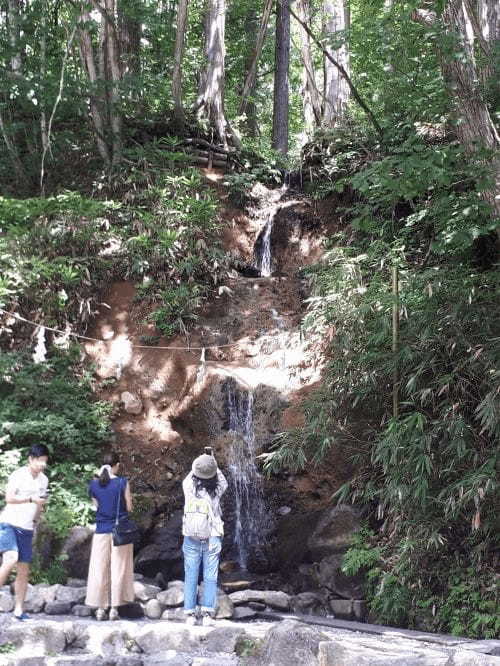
185;613;197;626
201;613;215;627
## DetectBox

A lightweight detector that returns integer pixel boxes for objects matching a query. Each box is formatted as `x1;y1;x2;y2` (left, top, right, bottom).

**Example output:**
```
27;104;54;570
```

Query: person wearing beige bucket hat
181;447;228;627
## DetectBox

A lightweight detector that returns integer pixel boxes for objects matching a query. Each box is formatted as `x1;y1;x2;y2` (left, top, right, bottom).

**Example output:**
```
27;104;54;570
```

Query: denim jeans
182;536;222;614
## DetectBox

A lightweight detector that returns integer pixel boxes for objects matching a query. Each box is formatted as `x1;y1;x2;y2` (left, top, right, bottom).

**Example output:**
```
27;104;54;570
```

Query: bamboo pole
392;265;400;419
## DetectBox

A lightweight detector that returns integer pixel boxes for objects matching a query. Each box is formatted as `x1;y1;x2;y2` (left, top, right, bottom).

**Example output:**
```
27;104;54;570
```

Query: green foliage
149;284;203;337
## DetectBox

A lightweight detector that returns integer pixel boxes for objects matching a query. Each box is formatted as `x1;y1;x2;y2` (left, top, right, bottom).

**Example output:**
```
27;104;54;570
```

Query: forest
0;0;499;640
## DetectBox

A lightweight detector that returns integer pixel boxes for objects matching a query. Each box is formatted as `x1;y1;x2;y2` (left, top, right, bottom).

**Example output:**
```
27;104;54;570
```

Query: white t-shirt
0;466;49;530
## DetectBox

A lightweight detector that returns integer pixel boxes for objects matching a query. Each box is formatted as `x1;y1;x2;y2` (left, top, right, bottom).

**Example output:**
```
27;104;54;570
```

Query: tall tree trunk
414;1;499;220
196;0;232;147
239;0;274;117
78;13;112;168
104;0;122;167
272;0;290;154
7;0;22;75
119;0;141;78
323;0;350;126
297;0;322;126
172;0;189;130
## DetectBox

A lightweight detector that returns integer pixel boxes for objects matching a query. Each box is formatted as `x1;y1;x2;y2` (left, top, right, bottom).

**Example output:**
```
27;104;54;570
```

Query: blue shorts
0;522;34;563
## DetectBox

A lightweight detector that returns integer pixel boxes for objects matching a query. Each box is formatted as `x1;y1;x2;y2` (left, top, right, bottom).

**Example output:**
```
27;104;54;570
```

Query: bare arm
216;469;228;498
124;480;133;512
5;489;46;508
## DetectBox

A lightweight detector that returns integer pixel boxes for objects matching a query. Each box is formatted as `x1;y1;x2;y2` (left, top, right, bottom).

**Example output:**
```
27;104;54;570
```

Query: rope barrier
0;307;241;352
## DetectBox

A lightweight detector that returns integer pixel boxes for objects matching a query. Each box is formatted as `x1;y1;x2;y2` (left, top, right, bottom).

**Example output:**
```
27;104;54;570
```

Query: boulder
215;592;234;619
72;604;93;617
161;607;186;622
3;620;67;656
233;606;258;621
204;626;248;653
45;601;73;615
66;578;87;588
318;639;450;666
448;652;500;666
291;592;328;616
329;599;367;621
313;553;364;600
61;526;94;579
134;581;162;602
0;586;14;612
121;391;143;415
134;512;183;581
257;619;327;666
144;599;164;620
228;590;290;611
56;586;87;606
307;505;360;560
157;586;184;607
134;625;197;653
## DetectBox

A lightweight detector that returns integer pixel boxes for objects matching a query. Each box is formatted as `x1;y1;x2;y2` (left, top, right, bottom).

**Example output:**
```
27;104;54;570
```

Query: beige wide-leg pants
85;533;134;608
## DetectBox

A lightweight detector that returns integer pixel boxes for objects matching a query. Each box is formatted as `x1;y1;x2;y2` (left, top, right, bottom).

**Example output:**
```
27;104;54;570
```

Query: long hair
99;452;120;487
192;474;219;498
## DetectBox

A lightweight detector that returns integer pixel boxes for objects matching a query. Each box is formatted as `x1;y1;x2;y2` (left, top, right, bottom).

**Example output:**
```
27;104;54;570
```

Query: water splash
224;379;268;569
254;215;274;277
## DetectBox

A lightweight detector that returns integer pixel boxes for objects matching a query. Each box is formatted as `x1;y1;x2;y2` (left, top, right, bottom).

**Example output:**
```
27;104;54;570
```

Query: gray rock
167;580;184;588
134;581;162;602
248;602;266;611
204;626;248;653
215;593;234;620
118;602;144;619
229;590;290;611
191;658;239;666
314;553;364;600
258;619;327;666
144;599;164;620
318;640;450;666
23;583;51;613
66;579;87;588
142;654;191;666
156;587;183;607
291;592;328;616
72;604;93;617
56;586;87;606
233;606;258;621
61;527;94;579
4;620;67;657
134;625;197;653
448;652;500;666
45;601;73;615
329;599;368;620
161;608;186;622
456;643;500;658
121;391;143;415
0;588;14;612
308;504;360;560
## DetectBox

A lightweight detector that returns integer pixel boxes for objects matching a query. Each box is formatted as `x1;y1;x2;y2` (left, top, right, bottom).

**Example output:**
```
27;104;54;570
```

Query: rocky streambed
1;578;500;665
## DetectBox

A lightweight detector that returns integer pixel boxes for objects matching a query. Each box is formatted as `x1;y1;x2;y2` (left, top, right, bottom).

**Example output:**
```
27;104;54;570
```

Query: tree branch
289;2;384;140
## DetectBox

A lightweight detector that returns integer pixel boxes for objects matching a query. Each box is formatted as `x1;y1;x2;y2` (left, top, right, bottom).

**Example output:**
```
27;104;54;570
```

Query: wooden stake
392;265;400;419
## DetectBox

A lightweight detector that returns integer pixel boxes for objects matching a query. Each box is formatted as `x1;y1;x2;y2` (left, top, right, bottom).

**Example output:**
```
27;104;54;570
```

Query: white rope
0;308;240;352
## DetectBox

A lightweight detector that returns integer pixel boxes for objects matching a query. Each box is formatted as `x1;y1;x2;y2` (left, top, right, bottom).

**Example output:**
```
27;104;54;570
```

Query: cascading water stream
224;379;269;570
254;214;274;277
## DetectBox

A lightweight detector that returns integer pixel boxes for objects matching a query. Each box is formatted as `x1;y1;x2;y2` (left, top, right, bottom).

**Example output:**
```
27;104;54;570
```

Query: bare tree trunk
104;0;122;167
0;108;29;185
172;0;189;130
78;14;112;167
239;0;274;116
297;0;322;126
272;0;290;154
40;1;49;159
323;0;350;126
119;0;141;77
7;0;22;75
197;0;234;147
414;1;499;220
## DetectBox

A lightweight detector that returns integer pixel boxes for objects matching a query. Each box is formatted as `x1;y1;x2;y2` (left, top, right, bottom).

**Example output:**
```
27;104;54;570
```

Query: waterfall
254;215;274;277
224;379;268;570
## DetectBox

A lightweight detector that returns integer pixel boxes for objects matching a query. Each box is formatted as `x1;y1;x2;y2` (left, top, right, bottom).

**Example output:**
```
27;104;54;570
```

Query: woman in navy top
85;453;134;620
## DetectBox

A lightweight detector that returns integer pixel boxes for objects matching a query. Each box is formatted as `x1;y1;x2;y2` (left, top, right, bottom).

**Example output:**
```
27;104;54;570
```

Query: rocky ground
1;577;499;665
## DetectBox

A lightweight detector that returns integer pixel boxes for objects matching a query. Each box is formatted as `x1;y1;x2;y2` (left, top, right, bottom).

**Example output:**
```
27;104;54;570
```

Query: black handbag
112;478;140;547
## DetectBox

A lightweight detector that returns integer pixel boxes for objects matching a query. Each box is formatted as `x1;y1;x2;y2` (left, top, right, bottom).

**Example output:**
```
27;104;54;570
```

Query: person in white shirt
0;444;49;620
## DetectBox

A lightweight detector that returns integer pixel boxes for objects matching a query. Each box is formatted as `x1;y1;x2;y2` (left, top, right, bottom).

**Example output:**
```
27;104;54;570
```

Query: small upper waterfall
254;215;274;277
224;378;269;570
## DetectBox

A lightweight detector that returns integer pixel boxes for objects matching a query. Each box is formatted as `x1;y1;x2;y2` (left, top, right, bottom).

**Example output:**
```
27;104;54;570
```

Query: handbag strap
115;477;124;526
